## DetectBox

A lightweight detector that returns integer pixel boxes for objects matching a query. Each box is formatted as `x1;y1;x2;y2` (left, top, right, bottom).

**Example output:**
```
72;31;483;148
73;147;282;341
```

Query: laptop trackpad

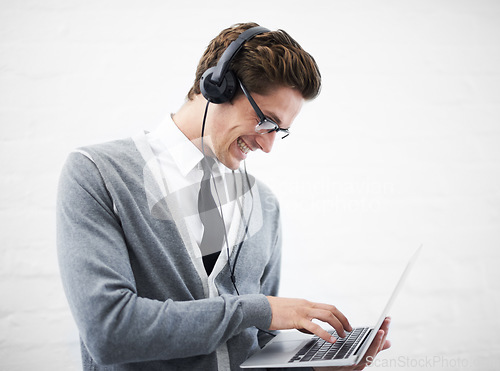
255;337;308;362
241;331;314;367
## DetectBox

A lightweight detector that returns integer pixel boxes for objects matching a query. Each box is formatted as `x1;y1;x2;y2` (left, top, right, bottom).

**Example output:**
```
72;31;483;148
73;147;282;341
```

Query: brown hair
187;22;321;101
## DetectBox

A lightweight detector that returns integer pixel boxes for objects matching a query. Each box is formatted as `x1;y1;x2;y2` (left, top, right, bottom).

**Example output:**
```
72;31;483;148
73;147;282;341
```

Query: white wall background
1;0;499;370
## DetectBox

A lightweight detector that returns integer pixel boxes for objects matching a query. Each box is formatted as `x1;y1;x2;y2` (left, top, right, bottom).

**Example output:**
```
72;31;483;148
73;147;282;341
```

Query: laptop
241;246;422;368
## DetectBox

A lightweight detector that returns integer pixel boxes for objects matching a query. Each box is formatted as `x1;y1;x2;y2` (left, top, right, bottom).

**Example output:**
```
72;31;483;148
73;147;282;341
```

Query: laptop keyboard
288;327;371;363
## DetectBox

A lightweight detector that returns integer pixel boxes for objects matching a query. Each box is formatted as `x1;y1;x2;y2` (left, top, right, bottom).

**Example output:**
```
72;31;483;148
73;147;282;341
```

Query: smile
237;138;251;154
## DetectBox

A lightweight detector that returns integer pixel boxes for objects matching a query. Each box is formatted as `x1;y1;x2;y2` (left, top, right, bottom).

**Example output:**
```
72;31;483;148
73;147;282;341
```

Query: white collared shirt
145;115;235;254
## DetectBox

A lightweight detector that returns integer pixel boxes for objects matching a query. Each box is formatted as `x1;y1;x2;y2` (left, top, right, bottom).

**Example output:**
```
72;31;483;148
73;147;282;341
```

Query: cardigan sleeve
56;152;272;365
260;214;282;298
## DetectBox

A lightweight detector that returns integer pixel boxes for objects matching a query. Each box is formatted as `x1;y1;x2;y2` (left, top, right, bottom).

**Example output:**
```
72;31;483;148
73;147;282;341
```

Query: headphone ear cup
200;68;237;104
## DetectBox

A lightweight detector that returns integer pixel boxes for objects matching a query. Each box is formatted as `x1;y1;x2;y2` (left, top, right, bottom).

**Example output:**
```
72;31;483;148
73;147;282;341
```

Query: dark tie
198;156;225;275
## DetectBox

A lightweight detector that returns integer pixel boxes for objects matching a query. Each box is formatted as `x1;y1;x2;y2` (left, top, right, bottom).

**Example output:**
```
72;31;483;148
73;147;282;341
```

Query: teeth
237;138;250;154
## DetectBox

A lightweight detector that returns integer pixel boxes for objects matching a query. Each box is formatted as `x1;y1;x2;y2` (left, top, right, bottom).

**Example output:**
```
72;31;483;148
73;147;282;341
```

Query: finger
313;303;353;333
328;304;352;332
378;336;389;353
379;317;390;334
378;318;391;353
354;328;389;371
307;308;348;338
360;330;384;366
381;339;391;351
299;320;338;344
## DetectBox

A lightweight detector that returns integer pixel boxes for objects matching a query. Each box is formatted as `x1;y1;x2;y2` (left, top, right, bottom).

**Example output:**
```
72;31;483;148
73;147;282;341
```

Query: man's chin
218;146;245;170
224;159;241;171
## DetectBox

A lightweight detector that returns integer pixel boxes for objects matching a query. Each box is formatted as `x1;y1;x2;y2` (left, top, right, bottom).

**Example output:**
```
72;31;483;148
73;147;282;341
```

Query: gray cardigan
56;137;282;370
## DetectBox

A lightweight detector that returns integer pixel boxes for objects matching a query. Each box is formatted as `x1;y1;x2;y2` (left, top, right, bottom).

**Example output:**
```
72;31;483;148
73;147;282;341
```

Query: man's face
207;86;304;170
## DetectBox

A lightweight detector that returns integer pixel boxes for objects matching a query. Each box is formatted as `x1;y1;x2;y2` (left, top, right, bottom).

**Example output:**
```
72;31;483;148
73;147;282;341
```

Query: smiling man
57;23;389;371
175;80;303;169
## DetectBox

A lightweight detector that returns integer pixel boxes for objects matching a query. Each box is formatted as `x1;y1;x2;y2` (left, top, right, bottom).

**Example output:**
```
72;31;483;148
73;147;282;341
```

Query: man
57;22;390;370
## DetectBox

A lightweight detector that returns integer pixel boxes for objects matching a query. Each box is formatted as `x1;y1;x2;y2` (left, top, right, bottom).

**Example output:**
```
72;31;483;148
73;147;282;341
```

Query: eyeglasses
238;80;290;140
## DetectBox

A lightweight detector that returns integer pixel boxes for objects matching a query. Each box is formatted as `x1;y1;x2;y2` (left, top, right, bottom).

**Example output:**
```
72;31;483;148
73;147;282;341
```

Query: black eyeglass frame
238;80;290;139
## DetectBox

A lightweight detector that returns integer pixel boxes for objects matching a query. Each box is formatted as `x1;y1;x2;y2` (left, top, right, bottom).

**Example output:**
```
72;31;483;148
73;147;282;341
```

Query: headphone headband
200;26;271;104
210;26;270;84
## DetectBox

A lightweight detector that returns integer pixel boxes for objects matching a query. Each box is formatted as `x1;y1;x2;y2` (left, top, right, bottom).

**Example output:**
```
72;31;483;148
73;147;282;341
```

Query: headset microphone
200;26;270;104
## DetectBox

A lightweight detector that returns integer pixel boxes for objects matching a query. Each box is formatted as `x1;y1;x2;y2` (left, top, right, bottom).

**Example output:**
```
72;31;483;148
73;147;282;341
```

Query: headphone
200;26;270;104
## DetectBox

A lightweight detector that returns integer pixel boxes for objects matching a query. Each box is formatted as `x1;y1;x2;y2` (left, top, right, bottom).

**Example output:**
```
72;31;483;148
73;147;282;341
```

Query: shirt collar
149;114;204;177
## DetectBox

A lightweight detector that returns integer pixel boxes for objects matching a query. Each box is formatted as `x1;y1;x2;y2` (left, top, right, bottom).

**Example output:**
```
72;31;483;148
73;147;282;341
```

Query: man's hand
313;317;392;371
266;296;353;343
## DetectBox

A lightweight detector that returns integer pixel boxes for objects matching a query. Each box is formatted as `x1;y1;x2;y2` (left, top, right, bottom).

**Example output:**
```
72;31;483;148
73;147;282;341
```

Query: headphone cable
200;100;239;295
200;100;275;338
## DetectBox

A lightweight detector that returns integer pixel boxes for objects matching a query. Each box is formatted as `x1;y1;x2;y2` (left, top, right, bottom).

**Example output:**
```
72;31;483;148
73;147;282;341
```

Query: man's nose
255;131;276;153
